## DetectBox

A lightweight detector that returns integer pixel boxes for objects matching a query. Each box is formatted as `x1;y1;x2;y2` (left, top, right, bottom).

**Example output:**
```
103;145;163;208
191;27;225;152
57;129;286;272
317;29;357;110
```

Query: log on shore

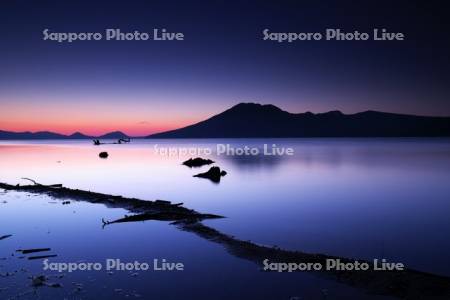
0;181;223;222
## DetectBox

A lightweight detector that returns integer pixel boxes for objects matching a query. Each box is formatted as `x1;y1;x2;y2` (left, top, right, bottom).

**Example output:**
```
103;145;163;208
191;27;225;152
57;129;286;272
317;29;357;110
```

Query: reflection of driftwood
0;181;223;222
102;215;450;299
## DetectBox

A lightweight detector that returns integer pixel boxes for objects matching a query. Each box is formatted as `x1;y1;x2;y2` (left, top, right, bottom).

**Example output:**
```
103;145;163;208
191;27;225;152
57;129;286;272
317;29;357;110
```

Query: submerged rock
182;157;214;167
30;275;62;288
193;166;227;183
31;275;46;287
99;152;109;159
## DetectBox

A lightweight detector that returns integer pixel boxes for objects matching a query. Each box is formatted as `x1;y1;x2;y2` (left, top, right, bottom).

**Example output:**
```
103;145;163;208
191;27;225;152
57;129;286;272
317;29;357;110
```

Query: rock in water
99;152;109;159
194;166;227;183
31;275;47;287
182;157;214;167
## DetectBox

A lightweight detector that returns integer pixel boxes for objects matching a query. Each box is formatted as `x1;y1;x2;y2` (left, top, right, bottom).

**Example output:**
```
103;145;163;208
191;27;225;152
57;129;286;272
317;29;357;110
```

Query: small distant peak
357;110;376;114
228;102;284;113
108;130;125;135
230;102;262;109
262;104;284;112
357;110;386;116
99;131;129;138
328;110;344;115
319;110;344;117
69;132;86;137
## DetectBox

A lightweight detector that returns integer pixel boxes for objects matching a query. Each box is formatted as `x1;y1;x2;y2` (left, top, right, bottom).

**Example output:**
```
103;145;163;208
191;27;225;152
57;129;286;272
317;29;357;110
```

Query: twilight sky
1;0;449;136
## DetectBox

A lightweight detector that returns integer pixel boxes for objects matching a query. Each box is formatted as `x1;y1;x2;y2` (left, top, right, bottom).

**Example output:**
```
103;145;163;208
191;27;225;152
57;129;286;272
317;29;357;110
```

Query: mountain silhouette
98;131;129;139
2;104;450;139
69;132;91;139
148;103;450;138
0;130;129;140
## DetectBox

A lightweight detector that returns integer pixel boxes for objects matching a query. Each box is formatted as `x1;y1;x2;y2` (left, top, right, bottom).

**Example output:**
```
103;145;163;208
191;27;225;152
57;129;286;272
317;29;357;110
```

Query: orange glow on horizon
0;99;214;136
0;121;191;137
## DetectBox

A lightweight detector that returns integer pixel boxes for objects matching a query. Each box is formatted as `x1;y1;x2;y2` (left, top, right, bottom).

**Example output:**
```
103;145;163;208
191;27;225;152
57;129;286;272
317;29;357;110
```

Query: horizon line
2;103;450;137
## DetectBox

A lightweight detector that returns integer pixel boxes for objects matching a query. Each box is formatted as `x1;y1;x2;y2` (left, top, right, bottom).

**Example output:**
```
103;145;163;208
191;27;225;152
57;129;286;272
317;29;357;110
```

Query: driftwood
0;234;12;241
21;178;62;188
2;180;450;298
15;248;57;260
0;181;223;222
93;138;131;146
101;211;196;226
118;138;131;144
17;248;51;254
28;255;58;260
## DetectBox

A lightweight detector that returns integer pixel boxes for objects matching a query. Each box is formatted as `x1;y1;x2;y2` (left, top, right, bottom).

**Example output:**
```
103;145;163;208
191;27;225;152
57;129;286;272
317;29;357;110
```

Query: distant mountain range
2;103;450;139
0;130;129;140
148;103;450;138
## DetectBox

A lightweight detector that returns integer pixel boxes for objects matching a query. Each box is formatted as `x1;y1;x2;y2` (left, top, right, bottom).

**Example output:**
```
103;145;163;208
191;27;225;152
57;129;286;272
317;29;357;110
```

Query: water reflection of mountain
218;152;286;170
214;138;450;172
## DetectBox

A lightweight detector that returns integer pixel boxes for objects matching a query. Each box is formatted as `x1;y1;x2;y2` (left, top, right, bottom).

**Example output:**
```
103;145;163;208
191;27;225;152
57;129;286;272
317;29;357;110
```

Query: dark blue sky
1;0;449;135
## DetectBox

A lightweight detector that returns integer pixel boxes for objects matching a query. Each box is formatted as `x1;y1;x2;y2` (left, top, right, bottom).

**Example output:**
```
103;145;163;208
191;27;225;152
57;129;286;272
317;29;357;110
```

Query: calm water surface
1;138;449;299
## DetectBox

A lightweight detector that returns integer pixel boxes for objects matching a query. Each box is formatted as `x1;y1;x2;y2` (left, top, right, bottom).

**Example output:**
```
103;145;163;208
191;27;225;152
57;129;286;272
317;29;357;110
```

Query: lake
1;138;450;299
